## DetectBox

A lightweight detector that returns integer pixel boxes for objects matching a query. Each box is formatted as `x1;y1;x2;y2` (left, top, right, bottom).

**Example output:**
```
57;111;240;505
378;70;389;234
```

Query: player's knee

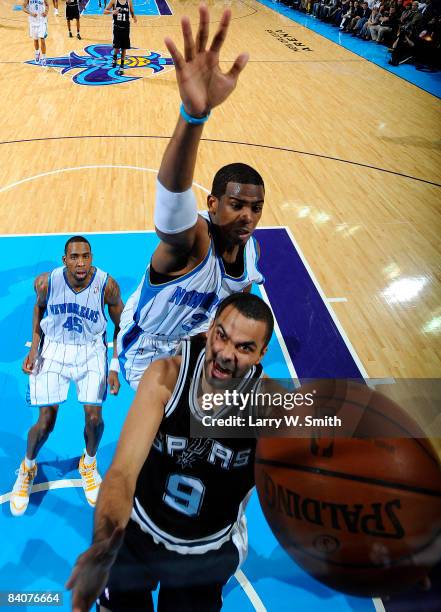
37;408;57;435
85;412;103;431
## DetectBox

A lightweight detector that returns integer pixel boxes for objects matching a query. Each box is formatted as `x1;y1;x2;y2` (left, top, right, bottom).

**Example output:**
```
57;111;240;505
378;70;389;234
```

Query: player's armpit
152;216;210;276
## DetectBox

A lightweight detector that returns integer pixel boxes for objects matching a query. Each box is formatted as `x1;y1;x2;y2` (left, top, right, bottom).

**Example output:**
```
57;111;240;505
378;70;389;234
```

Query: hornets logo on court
25;44;174;86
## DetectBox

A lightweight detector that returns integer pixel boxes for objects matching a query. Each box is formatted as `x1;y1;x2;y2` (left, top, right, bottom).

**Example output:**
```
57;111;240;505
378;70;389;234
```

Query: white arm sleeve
153;179;198;234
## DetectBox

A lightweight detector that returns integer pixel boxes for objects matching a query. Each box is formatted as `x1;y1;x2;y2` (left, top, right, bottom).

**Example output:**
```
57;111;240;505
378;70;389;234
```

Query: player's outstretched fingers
195;3;210;53
209;8;231;54
164;36;185;71
227;52;249;82
181;16;195;63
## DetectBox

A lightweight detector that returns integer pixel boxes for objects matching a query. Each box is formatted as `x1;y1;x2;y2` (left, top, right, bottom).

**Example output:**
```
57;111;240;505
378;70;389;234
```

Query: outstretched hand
164;3;249;117
66;527;124;612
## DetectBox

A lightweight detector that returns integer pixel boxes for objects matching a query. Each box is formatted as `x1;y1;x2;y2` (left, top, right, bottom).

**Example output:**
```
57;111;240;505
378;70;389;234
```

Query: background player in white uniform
117;4;265;390
10;236;124;516
23;0;49;66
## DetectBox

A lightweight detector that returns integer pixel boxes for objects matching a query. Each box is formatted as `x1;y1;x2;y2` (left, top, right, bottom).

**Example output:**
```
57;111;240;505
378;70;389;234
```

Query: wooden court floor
0;0;440;387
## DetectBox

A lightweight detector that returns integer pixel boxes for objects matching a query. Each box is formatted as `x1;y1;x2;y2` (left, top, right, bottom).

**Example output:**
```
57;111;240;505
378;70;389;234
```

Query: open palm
164;4;249;117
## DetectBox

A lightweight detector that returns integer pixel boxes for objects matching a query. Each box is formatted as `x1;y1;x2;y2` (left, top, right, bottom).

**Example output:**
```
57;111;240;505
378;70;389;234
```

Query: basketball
255;380;441;597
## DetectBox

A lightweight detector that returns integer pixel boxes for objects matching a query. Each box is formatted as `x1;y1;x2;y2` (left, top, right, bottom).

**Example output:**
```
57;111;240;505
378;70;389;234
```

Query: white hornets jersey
119;215;264;346
40;266;108;346
28;0;47;19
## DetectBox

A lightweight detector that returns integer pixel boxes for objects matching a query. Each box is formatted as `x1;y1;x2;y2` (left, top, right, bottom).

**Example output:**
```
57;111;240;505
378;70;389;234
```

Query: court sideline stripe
373;598;386;612
259;284;298;381
235;569;267;611
0;135;438;187
0;478;83;505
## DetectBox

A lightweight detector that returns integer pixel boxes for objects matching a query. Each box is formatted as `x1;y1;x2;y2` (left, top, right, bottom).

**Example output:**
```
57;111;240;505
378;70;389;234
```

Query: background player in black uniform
104;0;136;76
66;0;81;39
67;293;274;611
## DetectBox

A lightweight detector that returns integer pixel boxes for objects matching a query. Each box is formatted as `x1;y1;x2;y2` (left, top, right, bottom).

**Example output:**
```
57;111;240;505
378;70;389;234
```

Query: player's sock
54;8;59;16
24;456;36;470
83;450;96;466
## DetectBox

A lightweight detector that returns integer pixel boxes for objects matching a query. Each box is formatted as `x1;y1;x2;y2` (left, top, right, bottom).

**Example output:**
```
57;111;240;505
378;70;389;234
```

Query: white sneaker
35;52;40;63
10;461;38;516
79;454;102;507
54;8;59;16
40;58;47;67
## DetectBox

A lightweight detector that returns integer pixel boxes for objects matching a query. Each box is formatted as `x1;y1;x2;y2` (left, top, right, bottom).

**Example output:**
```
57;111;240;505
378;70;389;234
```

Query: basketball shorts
27;339;107;406
66;5;80;20
117;329;180;391
113;26;130;50
98;519;241;612
29;18;48;40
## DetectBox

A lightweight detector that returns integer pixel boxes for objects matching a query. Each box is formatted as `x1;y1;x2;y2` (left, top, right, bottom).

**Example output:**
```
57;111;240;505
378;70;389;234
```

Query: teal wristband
180;104;211;125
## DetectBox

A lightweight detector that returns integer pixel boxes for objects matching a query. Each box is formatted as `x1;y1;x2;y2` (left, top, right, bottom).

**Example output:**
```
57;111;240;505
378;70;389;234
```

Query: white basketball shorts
29;17;48;41
27;339;108;406
117;330;180;391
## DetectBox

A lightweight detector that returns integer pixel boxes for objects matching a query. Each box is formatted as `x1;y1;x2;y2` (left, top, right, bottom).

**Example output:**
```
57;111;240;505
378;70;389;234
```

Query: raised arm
22;273;49;374
67;357;179;612
104;276;125;395
151;3;249;274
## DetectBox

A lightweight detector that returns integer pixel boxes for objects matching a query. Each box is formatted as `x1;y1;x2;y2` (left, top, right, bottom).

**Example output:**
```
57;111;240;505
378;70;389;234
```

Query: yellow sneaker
10;461;37;516
78;454;102;507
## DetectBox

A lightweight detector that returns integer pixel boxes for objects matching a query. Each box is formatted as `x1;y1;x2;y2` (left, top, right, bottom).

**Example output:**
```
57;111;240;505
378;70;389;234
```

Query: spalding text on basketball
262;472;405;539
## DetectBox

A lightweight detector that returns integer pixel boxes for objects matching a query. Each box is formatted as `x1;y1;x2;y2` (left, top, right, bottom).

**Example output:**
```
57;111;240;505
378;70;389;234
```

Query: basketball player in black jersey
104;0;136;75
66;0;81;39
68;292;274;612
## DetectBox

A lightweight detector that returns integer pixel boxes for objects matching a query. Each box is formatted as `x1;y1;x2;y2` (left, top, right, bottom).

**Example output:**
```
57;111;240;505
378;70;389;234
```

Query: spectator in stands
342;0;364;28
389;1;424;63
332;0;351;24
359;4;381;36
370;6;400;41
347;1;371;31
321;0;340;19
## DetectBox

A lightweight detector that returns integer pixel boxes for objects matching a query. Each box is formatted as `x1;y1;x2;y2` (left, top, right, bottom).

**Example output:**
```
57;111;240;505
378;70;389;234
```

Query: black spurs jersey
113;0;130;28
131;337;263;553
